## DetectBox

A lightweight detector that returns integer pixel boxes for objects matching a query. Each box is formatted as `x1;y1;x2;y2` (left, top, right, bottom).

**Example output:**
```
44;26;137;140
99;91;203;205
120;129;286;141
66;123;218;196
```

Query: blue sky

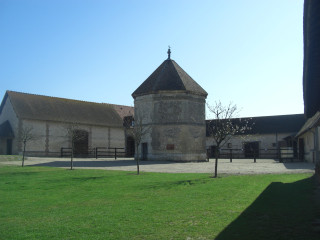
0;0;304;118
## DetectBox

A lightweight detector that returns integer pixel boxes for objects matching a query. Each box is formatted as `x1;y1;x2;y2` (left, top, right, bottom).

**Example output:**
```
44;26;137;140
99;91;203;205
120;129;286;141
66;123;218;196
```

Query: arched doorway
126;136;135;157
73;130;89;157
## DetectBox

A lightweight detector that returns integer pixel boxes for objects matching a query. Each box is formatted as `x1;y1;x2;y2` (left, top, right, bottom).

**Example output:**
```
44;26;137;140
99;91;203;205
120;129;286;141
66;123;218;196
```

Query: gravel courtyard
1;157;315;175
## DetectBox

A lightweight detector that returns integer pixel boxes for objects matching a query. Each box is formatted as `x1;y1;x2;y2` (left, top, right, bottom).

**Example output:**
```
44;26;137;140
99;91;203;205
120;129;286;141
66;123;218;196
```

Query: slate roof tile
132;59;207;98
206;114;306;136
296;111;320;137
1;91;123;128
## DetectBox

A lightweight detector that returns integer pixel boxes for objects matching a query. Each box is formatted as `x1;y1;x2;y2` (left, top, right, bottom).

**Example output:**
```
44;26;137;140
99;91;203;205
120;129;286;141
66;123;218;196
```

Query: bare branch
206;101;253;177
128;108;150;175
19;126;36;143
18;126;37;167
65;122;87;170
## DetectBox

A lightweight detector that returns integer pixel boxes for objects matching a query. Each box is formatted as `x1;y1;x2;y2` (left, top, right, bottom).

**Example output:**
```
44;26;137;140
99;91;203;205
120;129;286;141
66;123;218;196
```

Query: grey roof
0;91;123;128
206;114;306;136
296;111;320;137
132;59;208;98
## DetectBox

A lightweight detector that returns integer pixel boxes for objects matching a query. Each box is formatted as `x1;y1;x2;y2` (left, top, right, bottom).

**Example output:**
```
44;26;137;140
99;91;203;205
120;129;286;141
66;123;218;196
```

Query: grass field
0;166;318;240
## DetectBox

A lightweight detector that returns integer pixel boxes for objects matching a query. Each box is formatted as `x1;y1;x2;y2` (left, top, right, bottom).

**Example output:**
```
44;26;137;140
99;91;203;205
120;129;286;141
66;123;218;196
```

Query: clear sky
0;0;304;118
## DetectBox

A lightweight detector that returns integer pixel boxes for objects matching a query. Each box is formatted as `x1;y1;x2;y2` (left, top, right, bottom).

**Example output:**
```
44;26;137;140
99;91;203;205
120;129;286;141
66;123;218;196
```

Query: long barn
0;91;132;157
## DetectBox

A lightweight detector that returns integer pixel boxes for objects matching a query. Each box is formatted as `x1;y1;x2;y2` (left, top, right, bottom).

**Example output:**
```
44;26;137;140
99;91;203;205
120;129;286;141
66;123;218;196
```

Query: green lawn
0;166;318;240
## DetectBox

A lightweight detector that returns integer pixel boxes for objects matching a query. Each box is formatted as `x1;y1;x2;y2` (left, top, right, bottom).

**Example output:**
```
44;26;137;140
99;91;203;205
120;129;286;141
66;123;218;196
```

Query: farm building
0;91;129;157
0;90;307;161
206;114;306;160
132;49;208;161
297;0;320;172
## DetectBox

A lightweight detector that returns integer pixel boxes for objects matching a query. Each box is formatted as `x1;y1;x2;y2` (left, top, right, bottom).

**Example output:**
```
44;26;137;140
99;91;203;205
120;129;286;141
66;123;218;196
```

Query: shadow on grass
215;176;318;240
0;171;40;177
139;178;210;190
31;159;177;168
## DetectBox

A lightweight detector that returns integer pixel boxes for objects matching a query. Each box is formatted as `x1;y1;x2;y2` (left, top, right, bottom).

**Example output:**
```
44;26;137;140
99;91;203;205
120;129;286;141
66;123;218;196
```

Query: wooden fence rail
208;148;301;163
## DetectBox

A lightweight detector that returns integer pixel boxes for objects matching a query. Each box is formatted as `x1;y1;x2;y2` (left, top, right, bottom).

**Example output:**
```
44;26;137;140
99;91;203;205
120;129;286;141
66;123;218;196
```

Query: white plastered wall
13;119;125;156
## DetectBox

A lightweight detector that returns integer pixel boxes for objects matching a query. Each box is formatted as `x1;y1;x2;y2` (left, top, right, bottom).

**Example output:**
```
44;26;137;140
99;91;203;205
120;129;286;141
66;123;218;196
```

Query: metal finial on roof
167;46;171;59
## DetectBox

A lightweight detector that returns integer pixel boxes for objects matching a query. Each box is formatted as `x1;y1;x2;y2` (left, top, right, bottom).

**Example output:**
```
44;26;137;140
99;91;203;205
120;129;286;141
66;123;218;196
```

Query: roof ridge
7;90;113;107
153;60;169;91
132;58;207;98
3;90;124;127
169;60;187;91
107;103;133;108
206;113;305;121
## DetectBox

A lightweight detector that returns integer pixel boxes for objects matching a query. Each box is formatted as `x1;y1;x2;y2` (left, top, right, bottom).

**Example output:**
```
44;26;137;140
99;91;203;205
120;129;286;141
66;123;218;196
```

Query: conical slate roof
132;59;208;98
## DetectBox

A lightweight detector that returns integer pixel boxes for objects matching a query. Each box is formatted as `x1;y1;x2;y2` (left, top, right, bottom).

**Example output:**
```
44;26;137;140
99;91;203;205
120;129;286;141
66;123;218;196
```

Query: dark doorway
6;139;12;155
244;141;259;158
209;145;218;158
298;138;305;161
126;136;135;157
142;142;148;160
293;140;298;158
73;130;89;157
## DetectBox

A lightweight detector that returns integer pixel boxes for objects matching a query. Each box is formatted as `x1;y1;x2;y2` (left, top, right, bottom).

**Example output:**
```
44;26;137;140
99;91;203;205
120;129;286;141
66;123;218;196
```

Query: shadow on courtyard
282;162;315;171
31;159;176;168
215;176;318;240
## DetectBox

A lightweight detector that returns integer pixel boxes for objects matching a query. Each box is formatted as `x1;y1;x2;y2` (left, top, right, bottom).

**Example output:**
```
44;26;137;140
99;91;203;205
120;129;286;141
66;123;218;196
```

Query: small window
227;143;232;148
166;144;174;150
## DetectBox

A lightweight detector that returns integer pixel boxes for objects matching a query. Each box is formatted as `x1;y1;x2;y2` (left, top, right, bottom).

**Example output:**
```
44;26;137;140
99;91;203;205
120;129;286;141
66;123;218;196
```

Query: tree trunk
214;157;218;178
136;146;140;175
70;141;74;170
71;152;73;170
214;148;219;178
22;141;26;167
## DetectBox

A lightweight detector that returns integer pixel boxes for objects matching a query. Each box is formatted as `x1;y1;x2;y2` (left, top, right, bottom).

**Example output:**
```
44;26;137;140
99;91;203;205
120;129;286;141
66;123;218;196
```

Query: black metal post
230;149;232;163
254;150;256;163
115;148;117;160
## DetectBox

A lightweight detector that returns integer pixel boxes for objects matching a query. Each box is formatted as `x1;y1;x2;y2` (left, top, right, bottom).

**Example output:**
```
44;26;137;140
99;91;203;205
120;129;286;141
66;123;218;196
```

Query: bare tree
65;123;87;170
207;101;252;178
18;126;36;167
126;113;150;175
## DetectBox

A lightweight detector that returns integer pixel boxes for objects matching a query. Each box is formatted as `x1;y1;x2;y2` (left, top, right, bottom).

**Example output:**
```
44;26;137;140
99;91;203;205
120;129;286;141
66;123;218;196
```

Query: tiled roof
109;104;134;119
206;114;306;136
132;59;208;98
1;91;123;128
296;111;320;137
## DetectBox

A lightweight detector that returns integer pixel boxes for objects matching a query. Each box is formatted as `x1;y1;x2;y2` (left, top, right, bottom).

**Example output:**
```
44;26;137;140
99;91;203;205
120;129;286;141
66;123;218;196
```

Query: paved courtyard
1;157;315;175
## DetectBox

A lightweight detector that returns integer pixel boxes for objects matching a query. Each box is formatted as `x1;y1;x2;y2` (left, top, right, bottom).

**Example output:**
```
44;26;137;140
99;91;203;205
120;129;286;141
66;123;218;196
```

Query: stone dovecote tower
132;49;208;161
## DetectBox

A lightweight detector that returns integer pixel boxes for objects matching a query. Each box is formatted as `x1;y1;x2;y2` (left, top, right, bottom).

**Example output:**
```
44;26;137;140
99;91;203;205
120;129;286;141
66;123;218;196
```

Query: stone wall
206;132;299;159
298;127;320;163
134;92;207;161
0;114;125;157
19;120;126;157
206;133;293;150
